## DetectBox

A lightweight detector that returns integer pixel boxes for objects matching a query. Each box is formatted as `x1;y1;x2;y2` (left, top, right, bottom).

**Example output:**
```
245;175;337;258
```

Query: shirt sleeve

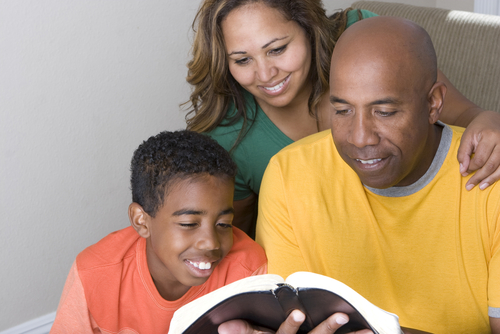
50;261;96;333
346;9;378;28
256;158;308;278
488;199;500;318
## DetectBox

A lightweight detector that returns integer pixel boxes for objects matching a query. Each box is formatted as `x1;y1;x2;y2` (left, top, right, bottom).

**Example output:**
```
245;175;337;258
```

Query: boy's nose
195;226;221;251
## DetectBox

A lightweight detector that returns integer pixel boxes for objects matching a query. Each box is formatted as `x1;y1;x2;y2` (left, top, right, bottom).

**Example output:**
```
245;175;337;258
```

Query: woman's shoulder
346;9;378;28
205;91;260;149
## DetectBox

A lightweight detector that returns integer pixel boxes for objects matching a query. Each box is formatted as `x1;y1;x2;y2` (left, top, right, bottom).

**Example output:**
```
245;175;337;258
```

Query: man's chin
358;176;396;189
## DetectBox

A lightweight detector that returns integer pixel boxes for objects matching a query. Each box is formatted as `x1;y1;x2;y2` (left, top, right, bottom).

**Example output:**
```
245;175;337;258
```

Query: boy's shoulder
215;227;267;281
76;226;140;272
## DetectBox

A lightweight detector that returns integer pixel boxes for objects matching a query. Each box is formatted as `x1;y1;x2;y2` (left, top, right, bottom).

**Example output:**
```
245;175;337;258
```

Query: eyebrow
228;36;288;56
172;208;234;216
330;96;402;105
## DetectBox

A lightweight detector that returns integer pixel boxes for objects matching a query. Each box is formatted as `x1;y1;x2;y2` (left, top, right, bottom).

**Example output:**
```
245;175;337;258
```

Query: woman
184;0;500;236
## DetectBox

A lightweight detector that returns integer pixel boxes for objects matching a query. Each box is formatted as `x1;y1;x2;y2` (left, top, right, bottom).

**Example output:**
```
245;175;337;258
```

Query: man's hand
217;310;373;334
457;110;500;191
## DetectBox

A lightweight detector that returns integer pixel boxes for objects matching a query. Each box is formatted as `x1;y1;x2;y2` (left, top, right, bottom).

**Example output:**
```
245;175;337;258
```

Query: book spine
273;284;315;331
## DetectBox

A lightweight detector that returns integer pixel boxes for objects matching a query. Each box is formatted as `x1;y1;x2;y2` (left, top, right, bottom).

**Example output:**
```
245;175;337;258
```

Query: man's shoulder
280;130;332;152
76;226;139;272
272;130;334;162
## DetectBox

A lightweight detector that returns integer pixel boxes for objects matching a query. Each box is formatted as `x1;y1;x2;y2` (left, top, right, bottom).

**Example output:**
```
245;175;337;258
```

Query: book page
285;272;402;334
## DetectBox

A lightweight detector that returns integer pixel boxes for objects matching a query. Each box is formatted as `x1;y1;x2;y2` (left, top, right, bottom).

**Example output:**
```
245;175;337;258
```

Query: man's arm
490;317;500;334
255;159;308;277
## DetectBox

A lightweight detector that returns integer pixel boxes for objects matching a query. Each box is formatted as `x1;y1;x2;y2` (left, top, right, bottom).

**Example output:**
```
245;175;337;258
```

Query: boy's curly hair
130;130;237;217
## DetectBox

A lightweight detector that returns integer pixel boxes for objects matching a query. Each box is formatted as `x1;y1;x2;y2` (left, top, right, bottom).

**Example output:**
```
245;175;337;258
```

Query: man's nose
347;113;380;148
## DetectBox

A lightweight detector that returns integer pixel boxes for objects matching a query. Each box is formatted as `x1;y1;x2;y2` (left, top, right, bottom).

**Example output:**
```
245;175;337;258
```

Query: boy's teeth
188;260;212;270
264;78;286;91
357;158;382;164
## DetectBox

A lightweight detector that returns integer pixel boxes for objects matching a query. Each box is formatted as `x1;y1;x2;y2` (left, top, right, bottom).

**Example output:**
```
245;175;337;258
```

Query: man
253;16;500;334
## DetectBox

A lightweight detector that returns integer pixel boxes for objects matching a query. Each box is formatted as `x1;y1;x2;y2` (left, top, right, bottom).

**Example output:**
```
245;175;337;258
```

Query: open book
168;272;402;334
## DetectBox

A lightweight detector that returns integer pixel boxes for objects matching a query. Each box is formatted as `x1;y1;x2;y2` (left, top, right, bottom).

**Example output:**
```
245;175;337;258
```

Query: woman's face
221;3;312;111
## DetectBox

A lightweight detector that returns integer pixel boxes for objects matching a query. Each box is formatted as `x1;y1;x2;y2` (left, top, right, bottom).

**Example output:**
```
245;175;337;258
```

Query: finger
465;146;500;190
218;319;273;334
466;142;495;174
308;313;367;334
457;133;475;176
276;310;305;334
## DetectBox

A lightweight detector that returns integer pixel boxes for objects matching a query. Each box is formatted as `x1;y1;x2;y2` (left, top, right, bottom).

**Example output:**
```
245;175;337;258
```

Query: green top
207;9;378;200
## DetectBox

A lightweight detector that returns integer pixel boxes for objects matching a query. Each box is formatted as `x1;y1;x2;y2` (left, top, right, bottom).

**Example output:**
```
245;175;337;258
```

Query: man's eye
376;110;397;117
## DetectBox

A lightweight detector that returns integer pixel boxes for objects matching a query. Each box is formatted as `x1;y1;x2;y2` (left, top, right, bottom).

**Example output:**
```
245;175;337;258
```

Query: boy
51;130;267;333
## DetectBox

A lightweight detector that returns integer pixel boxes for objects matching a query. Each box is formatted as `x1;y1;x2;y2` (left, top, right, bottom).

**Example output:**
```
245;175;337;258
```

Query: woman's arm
437;70;500;190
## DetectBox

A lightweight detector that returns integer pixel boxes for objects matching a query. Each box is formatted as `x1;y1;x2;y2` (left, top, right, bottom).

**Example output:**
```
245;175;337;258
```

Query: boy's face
140;175;235;299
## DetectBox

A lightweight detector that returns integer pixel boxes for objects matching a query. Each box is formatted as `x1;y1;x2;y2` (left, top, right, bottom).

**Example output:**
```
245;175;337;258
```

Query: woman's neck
256;83;321;141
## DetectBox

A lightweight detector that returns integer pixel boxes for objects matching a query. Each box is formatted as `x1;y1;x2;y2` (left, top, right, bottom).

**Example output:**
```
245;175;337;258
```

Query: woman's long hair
183;0;352;136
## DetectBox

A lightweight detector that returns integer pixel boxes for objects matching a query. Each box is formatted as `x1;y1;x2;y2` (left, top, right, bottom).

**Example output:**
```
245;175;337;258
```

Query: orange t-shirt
51;226;267;333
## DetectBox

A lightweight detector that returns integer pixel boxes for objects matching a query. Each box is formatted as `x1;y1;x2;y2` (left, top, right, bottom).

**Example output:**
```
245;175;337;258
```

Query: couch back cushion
351;1;500;112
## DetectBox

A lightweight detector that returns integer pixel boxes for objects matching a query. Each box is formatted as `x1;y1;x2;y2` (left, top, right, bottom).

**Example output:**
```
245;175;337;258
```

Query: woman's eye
269;45;287;55
235;57;250;65
335;109;351;115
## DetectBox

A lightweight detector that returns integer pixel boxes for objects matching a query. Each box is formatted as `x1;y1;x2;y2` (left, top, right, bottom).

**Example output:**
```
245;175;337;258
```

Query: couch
350;1;500;112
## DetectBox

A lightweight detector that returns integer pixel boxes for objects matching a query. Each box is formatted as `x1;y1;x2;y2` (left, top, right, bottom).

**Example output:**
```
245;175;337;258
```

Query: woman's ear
129;202;151;238
427;81;447;124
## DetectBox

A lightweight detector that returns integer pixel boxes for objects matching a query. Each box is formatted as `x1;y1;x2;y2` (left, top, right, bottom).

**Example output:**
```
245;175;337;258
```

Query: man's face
329;58;435;189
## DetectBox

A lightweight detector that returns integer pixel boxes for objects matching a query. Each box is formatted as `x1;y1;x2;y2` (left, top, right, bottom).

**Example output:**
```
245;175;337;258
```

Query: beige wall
0;0;195;330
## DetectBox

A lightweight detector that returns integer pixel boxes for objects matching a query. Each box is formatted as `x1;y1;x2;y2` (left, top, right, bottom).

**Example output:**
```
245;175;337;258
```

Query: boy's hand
218;310;373;334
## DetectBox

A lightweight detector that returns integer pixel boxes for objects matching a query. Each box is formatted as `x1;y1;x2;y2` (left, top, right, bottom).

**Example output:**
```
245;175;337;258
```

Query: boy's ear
129;202;151;238
427;81;447;124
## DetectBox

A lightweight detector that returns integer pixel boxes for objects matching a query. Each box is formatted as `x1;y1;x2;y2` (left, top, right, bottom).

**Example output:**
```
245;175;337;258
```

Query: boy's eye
178;222;198;228
216;221;233;229
268;44;287;56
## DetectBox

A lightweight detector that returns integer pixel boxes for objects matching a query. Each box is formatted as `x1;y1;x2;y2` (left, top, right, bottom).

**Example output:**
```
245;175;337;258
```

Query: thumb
276;310;306;334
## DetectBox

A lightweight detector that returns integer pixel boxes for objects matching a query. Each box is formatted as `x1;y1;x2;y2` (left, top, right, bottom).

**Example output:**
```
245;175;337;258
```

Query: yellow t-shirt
256;126;500;333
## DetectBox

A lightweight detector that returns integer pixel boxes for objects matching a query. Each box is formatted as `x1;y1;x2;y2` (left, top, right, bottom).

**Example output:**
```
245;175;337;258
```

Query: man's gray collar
364;121;452;197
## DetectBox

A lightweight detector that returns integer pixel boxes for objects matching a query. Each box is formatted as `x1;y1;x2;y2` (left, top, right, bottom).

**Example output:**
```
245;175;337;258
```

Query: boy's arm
50;261;95;333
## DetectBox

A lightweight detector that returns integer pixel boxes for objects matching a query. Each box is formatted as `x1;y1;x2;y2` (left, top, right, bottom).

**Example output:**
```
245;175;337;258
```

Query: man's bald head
332;16;437;91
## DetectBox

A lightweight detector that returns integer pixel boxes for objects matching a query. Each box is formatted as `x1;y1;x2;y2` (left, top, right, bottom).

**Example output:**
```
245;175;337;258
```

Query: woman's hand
457;110;500;190
218;310;373;334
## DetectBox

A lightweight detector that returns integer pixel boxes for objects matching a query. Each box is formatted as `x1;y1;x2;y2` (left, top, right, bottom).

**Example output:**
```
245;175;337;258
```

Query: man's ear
129;202;151;238
427;81;447;124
